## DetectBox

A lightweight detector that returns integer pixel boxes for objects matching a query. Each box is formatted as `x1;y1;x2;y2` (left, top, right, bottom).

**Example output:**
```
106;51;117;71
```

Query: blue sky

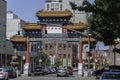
7;0;45;22
7;0;94;22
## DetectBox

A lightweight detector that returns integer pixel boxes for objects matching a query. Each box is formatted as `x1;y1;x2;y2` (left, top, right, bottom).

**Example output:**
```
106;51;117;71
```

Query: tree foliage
34;52;50;66
70;0;120;45
54;58;62;67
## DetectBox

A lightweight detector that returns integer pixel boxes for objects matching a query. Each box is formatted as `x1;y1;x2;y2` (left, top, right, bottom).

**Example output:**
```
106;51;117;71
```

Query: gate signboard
29;38;81;42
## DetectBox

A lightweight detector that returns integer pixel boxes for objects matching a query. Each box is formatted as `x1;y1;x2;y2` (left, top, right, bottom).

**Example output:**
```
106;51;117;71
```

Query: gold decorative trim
22;23;41;30
36;9;72;17
82;36;96;42
10;35;26;42
67;22;85;29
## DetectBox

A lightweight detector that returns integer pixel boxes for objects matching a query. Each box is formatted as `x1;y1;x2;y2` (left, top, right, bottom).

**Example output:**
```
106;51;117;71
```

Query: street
9;73;97;80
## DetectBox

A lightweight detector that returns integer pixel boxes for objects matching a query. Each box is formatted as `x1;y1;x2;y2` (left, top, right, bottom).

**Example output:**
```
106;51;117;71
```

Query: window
58;45;62;50
68;45;71;48
63;54;66;58
47;4;50;10
16;44;19;46
45;45;48;50
48;27;50;29
55;27;57;30
64;45;66;50
51;3;54;11
64;19;66;21
57;19;59;21
43;19;45;21
50;45;52;49
51;8;54;11
59;54;61;58
20;44;22;46
68;54;71;58
60;19;63;21
45;30;47;34
60;4;62;10
50;19;52;21
55;3;59;10
53;19;55;21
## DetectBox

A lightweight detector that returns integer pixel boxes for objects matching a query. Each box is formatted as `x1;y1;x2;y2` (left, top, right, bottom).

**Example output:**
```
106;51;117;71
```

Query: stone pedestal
83;70;88;77
23;63;29;75
78;63;83;76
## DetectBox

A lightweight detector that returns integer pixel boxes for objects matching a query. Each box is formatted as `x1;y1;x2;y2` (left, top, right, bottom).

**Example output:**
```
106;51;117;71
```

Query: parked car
64;66;73;75
41;66;50;75
3;66;17;78
100;72;120;80
33;66;43;76
0;68;8;80
110;69;120;72
72;67;78;72
57;69;69;77
47;66;56;74
33;66;51;75
92;65;120;78
52;66;58;72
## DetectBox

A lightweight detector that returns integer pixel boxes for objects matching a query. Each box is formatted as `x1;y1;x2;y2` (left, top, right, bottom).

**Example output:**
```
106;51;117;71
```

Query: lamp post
88;33;91;69
10;48;19;77
74;56;77;68
86;24;92;69
39;59;42;66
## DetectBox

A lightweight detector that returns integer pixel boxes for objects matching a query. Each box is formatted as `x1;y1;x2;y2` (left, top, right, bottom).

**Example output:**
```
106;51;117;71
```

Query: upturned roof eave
36;9;72;18
10;35;26;42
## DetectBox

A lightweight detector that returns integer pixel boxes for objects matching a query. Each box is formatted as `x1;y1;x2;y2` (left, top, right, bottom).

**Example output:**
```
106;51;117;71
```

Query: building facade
45;0;87;24
0;0;20;67
109;44;120;65
7;11;25;40
0;0;7;67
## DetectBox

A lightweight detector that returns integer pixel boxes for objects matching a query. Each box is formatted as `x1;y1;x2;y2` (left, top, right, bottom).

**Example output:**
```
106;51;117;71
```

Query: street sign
29;38;81;42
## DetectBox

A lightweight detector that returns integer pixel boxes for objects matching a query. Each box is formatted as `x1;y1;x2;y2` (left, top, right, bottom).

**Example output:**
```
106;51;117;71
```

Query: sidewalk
74;70;95;78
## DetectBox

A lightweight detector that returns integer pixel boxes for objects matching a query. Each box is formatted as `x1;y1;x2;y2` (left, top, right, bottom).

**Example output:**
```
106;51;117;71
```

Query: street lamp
39;59;42;66
88;33;92;69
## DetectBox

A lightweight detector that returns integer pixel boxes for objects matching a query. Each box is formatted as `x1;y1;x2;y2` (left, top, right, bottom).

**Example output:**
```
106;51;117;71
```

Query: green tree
70;0;120;45
34;52;50;66
54;58;62;67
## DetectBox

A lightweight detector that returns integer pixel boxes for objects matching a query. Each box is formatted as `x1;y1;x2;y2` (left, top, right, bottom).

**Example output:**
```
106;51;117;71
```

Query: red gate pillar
25;40;30;63
78;40;83;76
24;37;30;75
79;41;83;63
